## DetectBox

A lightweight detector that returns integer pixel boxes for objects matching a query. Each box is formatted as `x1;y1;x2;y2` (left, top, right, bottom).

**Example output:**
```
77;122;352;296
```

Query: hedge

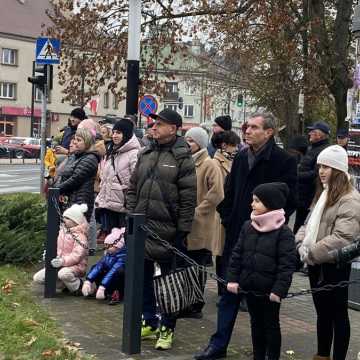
0;193;46;264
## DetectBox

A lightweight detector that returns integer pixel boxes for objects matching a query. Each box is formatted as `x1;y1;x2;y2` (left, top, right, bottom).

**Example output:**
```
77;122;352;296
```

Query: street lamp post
126;0;141;115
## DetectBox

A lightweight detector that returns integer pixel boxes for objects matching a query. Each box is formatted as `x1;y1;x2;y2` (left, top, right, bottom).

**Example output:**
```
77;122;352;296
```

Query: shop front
0;106;41;137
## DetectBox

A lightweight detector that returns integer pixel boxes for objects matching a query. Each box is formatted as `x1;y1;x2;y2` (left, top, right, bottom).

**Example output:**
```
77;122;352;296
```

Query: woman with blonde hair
58;127;100;222
296;145;360;360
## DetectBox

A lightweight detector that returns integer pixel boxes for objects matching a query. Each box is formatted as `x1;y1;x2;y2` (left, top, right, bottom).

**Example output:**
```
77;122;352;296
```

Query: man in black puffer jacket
294;121;330;234
126;108;196;350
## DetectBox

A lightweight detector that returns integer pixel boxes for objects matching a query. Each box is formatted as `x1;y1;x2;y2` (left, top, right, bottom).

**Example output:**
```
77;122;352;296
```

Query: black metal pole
30;61;35;137
122;213;146;355
126;60;140;115
44;187;60;298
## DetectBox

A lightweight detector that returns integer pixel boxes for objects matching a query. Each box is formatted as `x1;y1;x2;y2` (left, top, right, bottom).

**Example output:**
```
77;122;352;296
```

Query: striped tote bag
153;266;205;314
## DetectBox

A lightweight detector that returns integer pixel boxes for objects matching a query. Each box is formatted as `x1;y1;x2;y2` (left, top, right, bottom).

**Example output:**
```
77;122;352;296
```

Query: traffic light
178;97;183;110
237;93;244;107
28;64;53;91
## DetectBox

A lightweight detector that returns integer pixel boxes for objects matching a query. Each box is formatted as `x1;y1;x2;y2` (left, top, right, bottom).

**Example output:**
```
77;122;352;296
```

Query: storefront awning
0;106;41;117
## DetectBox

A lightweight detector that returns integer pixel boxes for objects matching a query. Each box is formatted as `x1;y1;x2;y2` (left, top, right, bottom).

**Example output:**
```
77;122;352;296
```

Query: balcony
163;91;179;101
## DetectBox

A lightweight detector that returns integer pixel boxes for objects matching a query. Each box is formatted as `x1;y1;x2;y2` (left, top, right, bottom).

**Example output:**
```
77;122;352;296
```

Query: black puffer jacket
126;136;196;260
58;151;100;221
297;138;329;208
227;221;297;298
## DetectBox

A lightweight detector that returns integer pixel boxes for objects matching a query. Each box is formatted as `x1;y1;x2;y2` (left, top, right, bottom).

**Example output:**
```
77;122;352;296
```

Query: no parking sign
138;95;158;117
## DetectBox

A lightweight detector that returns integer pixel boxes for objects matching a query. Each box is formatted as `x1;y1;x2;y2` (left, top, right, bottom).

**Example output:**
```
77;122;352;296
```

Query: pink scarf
251;209;285;232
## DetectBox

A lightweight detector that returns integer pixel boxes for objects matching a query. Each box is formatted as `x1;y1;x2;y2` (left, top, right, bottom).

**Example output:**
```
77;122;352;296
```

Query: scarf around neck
251;209;286;232
302;186;328;250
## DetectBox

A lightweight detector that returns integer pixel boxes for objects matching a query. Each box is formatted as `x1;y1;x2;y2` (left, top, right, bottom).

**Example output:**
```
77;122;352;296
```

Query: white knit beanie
63;204;88;225
185;127;209;149
317;145;348;174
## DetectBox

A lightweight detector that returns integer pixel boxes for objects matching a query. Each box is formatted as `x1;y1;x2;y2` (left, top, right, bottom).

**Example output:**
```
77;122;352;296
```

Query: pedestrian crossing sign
35;37;61;65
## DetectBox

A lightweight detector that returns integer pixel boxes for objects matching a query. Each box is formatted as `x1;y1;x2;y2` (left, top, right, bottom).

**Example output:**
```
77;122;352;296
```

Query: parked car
0;137;40;158
0;144;33;159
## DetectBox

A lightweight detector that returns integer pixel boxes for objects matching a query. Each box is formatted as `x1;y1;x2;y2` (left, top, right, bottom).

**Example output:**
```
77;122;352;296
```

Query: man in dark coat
207;115;232;157
55;108;86;154
126;108;196;351
293;121;330;234
195;112;297;360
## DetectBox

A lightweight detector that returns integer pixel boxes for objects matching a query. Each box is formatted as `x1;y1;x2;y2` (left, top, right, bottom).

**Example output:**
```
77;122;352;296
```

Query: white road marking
0;186;38;193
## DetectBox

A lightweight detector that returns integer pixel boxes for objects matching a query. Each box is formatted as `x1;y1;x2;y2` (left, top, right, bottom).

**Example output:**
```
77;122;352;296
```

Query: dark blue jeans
210;291;242;350
142;259;177;330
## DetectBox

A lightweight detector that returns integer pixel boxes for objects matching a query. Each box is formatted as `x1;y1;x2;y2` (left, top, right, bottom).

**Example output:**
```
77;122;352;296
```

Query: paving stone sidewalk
33;271;360;360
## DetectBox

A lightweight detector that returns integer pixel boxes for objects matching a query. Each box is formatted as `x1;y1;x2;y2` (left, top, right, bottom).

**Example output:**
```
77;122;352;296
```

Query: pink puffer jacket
96;135;141;212
57;222;89;276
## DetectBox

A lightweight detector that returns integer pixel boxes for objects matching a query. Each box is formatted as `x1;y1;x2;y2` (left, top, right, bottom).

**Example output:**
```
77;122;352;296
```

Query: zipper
144;151;161;219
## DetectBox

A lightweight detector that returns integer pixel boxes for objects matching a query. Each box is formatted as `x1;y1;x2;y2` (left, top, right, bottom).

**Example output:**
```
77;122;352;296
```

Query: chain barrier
140;224;360;299
48;195;360;299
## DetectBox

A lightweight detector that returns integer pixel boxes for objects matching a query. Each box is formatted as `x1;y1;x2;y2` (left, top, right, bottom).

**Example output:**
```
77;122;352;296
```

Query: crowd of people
33;107;360;360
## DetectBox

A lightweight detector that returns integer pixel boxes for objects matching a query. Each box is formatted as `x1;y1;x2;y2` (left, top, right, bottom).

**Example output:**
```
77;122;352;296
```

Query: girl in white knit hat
296;145;360;360
33;203;89;294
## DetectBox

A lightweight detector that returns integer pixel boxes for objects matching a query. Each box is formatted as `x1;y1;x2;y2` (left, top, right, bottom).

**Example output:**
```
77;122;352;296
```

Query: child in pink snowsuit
33;203;89;293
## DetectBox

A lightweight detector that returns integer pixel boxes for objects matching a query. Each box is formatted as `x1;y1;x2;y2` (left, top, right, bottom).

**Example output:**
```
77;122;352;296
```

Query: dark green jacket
126;136;196;260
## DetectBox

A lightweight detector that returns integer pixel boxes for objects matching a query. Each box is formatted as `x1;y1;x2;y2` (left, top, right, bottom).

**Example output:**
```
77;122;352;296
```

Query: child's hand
82;280;94;297
227;282;240;294
51;257;64;268
96;285;106;300
269;293;281;303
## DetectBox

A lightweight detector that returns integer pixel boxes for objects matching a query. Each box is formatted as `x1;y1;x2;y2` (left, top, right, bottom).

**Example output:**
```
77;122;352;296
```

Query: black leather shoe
194;345;227;360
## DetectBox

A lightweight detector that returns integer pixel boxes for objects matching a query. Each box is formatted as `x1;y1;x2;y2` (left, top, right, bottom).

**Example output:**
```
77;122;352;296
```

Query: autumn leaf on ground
1;280;16;294
41;349;57;357
25;336;37;347
23;319;40;327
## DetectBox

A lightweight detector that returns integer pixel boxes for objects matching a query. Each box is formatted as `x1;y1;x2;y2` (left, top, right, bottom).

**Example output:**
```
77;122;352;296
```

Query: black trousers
246;294;281;360
309;263;351;360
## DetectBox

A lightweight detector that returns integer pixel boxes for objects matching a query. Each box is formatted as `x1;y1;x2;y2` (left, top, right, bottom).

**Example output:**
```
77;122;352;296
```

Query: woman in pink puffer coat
96;119;141;235
33;203;89;293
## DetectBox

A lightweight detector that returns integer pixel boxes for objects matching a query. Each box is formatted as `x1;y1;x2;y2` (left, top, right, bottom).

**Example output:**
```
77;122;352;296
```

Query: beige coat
296;188;360;264
187;149;224;255
213;150;233;255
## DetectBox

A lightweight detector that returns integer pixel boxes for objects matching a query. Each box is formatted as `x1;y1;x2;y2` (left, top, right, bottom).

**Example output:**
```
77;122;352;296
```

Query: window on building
1;48;17;65
103;92;109;109
185;84;196;96
184;105;194;118
112;94;118;109
164;104;177;111
0;82;16;99
0;116;15;136
165;82;178;94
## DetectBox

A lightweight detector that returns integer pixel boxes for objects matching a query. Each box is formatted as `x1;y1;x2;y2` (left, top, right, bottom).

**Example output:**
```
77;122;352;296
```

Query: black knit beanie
70;107;86;121
112;119;134;145
253;182;289;210
215;115;232;131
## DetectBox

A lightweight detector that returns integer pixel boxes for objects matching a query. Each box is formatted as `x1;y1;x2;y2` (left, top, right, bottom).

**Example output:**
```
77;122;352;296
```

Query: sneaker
108;290;123;305
141;321;159;340
155;326;174;350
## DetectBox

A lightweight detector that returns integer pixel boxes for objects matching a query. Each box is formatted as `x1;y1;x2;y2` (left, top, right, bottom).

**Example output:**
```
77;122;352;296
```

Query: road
0;164;40;194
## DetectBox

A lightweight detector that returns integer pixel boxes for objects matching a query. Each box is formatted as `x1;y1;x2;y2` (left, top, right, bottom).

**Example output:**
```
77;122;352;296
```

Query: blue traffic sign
36;38;61;65
138;95;158;117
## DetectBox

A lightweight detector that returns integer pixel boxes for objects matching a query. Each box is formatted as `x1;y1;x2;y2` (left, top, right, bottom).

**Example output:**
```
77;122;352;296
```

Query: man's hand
54;146;68;155
269;293;281;303
227;282;240;294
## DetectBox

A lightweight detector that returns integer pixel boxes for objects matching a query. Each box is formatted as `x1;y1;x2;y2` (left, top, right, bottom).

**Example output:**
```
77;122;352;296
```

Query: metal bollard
44;187;60;298
122;214;146;355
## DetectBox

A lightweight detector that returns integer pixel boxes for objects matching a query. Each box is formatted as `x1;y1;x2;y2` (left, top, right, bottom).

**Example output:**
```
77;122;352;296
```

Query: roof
0;0;52;40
